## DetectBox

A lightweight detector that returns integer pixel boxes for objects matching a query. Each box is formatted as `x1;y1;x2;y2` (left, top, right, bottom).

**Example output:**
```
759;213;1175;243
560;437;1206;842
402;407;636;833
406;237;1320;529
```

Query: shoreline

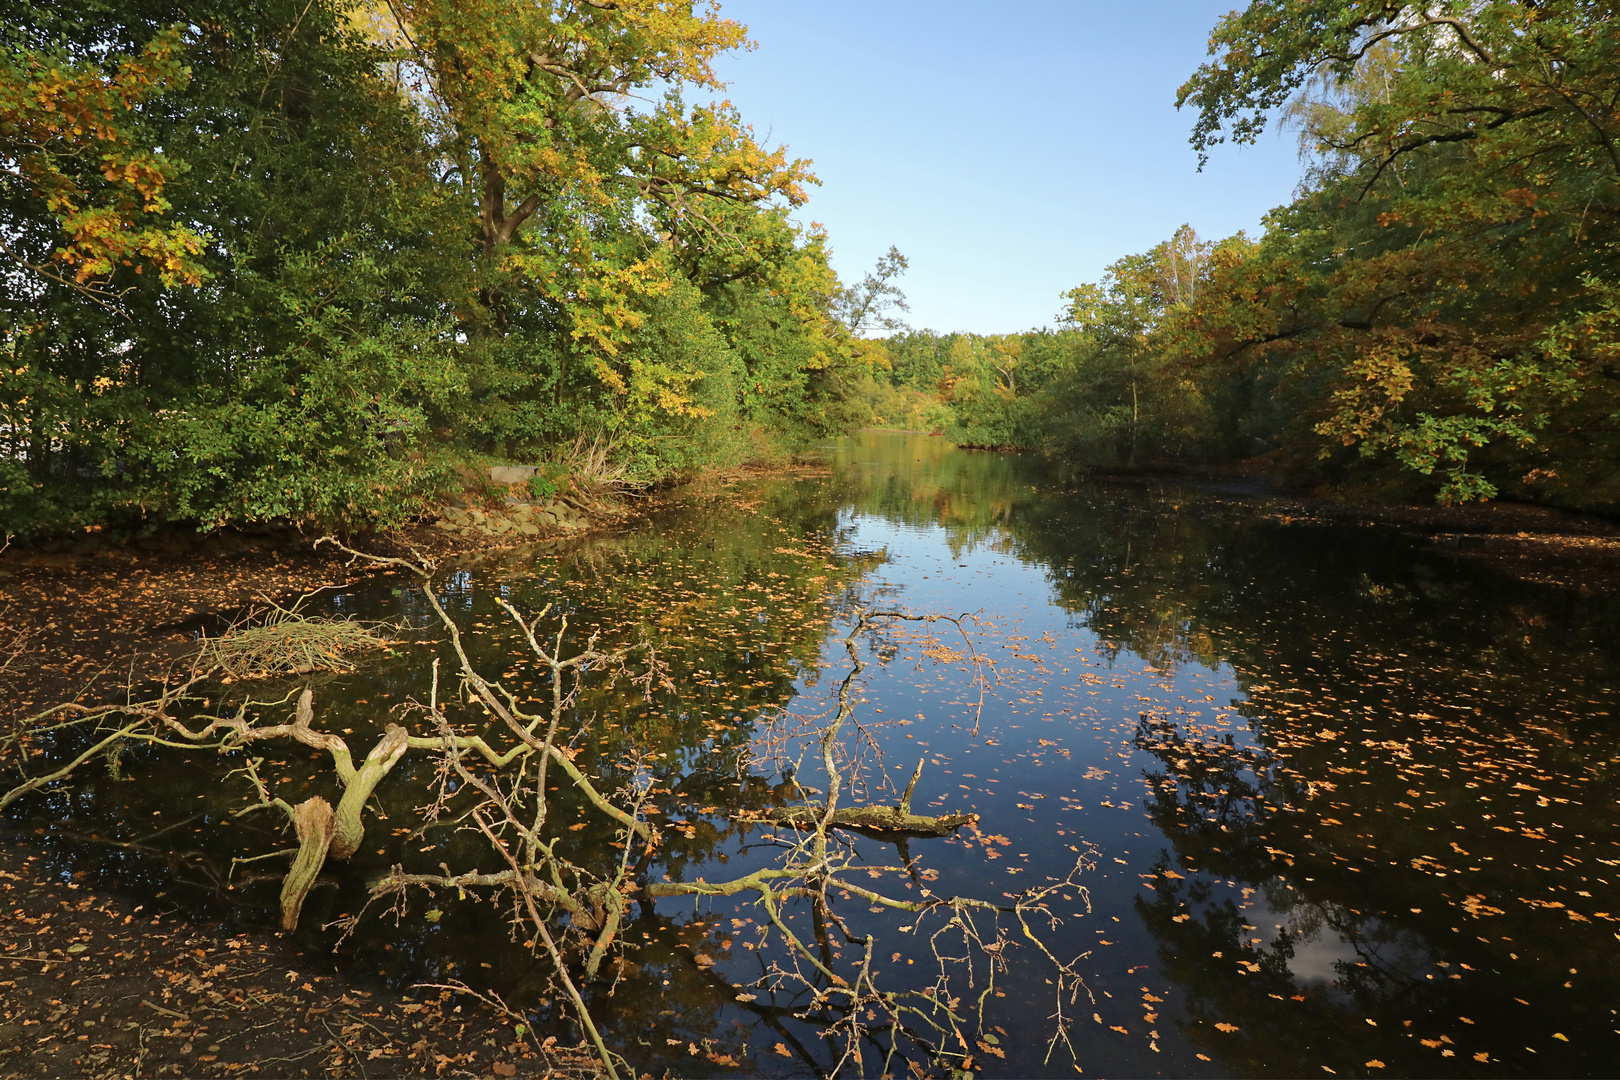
0;838;589;1080
1074;468;1620;595
940;439;1620;593
3;437;1619;1076
0;456;835;719
7;446;1620;714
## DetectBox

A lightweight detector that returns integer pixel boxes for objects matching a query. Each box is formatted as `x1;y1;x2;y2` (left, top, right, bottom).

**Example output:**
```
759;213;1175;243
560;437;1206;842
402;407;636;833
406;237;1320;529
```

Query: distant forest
860;2;1620;511
4;1;1617;537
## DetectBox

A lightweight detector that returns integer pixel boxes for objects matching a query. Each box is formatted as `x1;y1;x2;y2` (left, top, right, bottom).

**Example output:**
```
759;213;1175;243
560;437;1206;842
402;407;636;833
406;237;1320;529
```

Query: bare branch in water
1;537;1094;1076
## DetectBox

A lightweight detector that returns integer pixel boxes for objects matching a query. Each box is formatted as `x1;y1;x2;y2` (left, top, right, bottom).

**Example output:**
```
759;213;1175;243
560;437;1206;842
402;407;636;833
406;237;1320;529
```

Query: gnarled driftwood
754;804;977;836
280;796;335;930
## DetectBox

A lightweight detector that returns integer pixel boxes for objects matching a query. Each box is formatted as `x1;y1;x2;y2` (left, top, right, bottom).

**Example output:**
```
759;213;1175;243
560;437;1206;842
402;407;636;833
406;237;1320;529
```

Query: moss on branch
750;804;978;836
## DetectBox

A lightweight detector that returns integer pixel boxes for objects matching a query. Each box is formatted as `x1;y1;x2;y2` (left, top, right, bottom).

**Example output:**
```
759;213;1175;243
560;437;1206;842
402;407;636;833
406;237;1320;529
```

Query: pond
10;430;1620;1077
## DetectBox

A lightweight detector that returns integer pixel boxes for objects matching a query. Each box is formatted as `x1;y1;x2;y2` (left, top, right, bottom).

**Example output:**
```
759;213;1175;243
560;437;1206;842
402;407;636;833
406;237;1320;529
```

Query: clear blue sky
707;1;1303;334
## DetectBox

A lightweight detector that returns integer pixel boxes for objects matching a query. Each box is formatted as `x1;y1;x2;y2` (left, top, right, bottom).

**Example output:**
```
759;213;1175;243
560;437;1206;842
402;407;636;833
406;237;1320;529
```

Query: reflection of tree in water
879;462;1620;1073
1128;687;1616;1075
813;438;1620;1073
824;431;1058;556
5;468;1096;1078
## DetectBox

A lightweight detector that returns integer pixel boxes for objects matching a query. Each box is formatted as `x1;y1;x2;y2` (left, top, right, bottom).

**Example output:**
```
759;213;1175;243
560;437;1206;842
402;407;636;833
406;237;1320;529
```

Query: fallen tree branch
750;804;977;836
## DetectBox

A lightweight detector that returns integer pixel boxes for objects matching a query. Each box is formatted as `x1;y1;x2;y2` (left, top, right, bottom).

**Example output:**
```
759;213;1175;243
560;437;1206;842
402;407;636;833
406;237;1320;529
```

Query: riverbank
7;450;1620;718
0;491;636;1078
5;431;1619;1077
0;492;629;717
0;462;838;713
1079;468;1620;594
948;440;1620;594
0;838;593;1080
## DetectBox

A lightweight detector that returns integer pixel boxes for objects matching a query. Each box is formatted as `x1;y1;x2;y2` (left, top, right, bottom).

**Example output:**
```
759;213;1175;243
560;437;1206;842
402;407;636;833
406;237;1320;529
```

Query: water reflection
832;433;1619;1076
7;432;1620;1076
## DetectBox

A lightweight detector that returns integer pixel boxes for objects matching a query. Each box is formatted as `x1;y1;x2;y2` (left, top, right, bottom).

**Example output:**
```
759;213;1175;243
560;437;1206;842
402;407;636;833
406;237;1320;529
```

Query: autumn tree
360;0;818;454
1;0;864;537
1174;0;1620;503
0;19;204;304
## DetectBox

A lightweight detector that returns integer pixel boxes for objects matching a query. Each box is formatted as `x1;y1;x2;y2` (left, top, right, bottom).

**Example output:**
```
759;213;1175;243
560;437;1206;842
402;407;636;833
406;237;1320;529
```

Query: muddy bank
0;493;630;718
0;497;636;1078
1194;485;1620;593
949;442;1620;591
0;840;596;1080
1063;465;1620;594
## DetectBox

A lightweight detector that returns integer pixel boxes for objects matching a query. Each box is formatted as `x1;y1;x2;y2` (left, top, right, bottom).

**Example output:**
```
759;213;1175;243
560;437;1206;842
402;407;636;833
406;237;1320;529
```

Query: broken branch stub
280;796;335;931
329;724;410;860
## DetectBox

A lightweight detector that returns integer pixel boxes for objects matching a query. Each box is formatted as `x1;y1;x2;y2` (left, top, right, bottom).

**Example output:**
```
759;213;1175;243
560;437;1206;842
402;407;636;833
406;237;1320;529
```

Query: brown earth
0;489;630;720
1230;489;1620;594
1083;468;1620;594
0;470;825;1080
0;506;623;1079
0;840;600;1080
2;459;1614;1079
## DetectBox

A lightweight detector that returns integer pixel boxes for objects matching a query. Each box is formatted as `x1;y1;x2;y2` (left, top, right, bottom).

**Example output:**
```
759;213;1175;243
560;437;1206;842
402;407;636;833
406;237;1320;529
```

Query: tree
1;0;858;536
833;244;911;337
1177;0;1620;503
377;0;814;429
0;19;204;305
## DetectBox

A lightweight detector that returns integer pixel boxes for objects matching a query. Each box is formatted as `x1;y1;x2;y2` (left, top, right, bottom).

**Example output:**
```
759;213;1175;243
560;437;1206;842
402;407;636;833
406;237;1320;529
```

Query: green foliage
1168;0;1620;505
873;239;1227;466
527;473;561;501
871;1;1620;508
0;0;863;538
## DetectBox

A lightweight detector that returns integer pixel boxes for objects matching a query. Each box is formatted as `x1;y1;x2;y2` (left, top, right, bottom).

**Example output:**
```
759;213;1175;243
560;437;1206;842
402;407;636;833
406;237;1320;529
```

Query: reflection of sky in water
813;505;1281;1074
1283;924;1363;985
19;431;1616;1079
793;435;1616;1076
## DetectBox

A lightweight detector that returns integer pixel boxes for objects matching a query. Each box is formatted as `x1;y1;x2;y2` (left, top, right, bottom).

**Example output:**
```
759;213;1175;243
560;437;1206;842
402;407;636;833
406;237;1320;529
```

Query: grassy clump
201;602;392;679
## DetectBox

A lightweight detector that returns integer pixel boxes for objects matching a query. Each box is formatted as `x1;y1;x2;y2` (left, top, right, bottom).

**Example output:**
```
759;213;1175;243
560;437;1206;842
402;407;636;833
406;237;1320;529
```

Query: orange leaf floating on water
1214;1023;1239;1033
773;1043;791;1058
1366;1061;1386;1069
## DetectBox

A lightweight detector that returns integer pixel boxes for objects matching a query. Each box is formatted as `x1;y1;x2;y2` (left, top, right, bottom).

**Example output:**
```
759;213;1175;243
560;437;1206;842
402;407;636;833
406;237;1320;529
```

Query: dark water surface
12;431;1620;1077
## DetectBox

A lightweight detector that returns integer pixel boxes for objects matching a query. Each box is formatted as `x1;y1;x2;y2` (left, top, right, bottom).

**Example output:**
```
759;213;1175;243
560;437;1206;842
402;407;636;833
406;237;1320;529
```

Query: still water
15;431;1620;1076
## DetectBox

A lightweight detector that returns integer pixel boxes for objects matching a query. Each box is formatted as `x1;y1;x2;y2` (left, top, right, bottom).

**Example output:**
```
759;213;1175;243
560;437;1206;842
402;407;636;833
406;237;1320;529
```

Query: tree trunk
280;797;335;930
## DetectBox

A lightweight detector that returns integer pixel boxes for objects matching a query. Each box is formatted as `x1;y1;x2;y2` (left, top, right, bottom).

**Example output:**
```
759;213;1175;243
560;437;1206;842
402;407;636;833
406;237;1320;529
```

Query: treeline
867;1;1620;510
1;0;884;536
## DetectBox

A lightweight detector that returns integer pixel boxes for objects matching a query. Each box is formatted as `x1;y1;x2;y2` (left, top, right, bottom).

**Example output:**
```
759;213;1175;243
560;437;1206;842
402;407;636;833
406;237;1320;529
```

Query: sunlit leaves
1165;0;1620;503
0;24;205;294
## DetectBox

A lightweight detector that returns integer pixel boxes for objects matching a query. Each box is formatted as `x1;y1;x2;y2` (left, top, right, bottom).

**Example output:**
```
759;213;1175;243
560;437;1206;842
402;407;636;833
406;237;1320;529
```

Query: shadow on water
6;431;1619;1076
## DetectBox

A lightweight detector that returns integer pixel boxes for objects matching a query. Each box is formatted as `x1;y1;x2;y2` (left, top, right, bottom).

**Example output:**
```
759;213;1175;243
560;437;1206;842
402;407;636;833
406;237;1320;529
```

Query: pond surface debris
2;432;1619;1078
0;841;596;1078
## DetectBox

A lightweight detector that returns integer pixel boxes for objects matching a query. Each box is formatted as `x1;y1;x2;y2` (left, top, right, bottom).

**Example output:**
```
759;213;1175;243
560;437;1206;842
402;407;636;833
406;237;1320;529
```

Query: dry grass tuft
201;601;393;679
